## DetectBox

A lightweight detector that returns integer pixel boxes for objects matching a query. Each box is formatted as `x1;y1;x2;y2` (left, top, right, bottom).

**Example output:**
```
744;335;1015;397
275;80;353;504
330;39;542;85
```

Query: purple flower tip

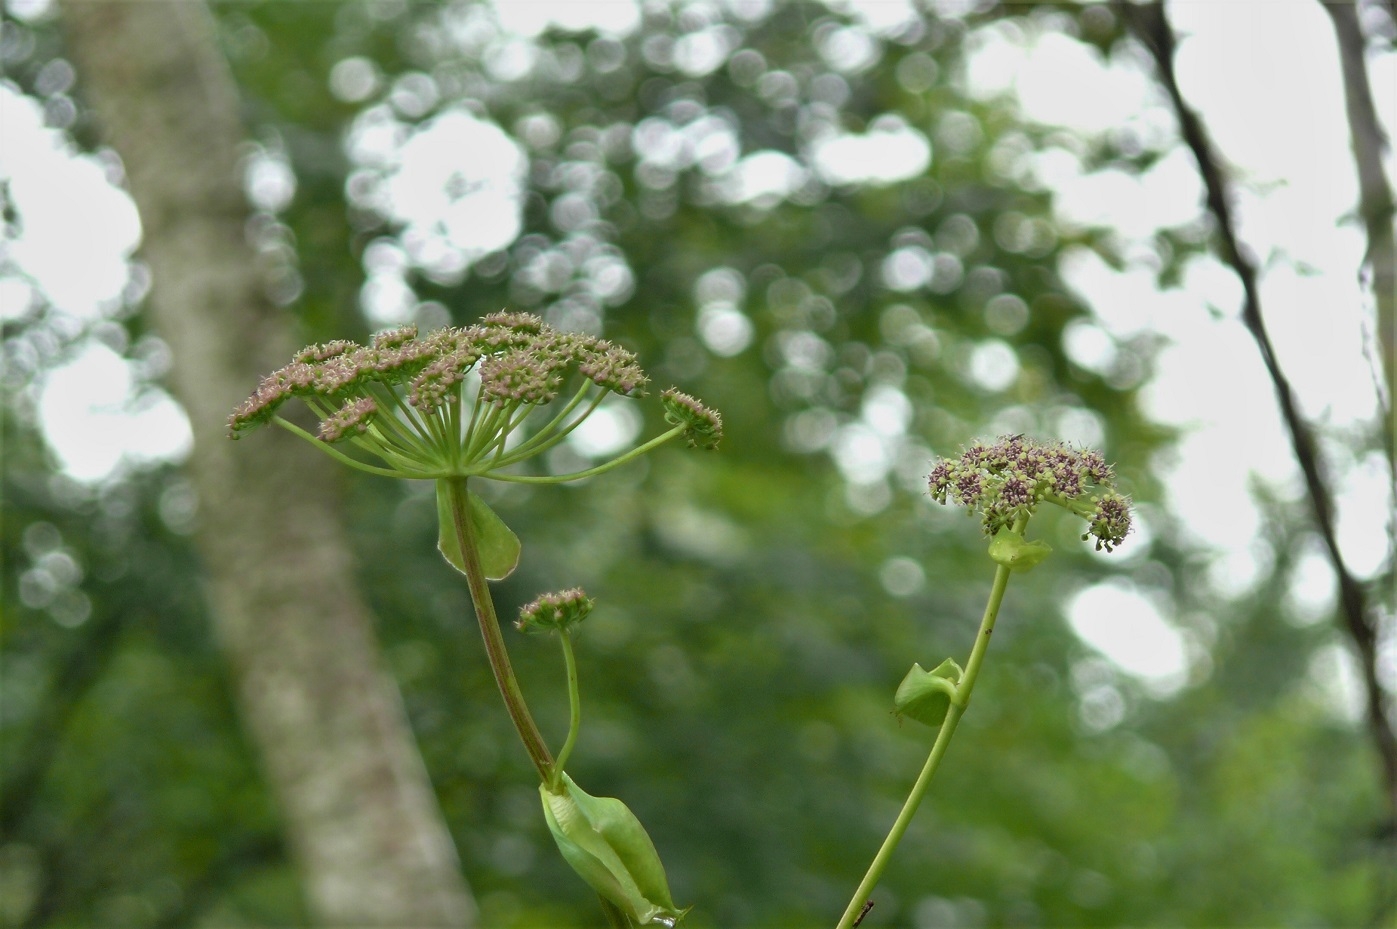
927;434;1132;549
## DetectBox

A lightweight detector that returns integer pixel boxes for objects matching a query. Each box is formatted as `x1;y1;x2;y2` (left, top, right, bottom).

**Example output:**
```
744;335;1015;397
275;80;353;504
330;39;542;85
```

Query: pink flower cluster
229;313;651;442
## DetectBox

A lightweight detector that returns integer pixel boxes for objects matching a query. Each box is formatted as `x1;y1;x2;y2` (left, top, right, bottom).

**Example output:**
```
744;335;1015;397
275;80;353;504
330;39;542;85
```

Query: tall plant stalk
836;525;1017;929
230;317;718;926
443;476;554;781
836;437;1132;927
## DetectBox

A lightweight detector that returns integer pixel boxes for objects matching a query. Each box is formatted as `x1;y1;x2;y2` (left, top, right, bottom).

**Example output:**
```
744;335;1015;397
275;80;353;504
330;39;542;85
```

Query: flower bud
660;388;722;450
517;588;594;634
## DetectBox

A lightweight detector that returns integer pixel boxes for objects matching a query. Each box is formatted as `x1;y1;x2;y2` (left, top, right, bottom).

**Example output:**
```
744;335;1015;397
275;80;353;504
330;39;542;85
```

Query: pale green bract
987;527;1052;573
540;772;690;927
894;658;964;728
434;480;521;581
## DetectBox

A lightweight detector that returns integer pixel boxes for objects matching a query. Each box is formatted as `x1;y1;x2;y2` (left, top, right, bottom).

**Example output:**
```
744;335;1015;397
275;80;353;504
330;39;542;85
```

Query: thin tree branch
1117;0;1397;820
1321;0;1397;550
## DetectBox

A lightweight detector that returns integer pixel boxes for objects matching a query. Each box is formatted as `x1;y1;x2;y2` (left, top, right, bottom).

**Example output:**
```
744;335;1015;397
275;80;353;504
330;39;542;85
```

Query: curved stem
485;425;685;484
491;388;609;469
443;476;554;782
834;517;1025;929
272;417;441;479
550;630;582;790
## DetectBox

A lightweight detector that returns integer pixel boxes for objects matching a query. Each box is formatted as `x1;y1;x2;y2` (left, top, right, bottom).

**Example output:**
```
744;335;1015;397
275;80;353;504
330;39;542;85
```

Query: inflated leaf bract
540;772;690;926
894;658;965;728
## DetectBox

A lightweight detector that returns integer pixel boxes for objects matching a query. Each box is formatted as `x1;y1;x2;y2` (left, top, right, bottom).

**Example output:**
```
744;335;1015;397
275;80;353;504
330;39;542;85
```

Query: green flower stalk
836;435;1132;929
517;588;690;927
517;588;594;782
231;313;718;926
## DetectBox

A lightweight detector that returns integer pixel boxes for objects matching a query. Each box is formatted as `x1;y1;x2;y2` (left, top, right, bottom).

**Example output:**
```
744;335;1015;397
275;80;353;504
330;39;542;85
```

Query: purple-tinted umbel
227;312;721;482
928;434;1132;552
229;313;650;438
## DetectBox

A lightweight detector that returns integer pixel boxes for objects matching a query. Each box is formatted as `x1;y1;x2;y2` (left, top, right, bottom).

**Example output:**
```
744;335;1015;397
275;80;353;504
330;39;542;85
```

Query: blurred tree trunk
57;2;477;924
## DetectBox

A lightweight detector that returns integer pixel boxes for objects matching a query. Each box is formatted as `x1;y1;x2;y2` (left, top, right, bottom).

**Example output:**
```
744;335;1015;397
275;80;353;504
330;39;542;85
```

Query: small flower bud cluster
294;339;357;363
318;396;378;443
661;389;723;449
407;339;483;411
928;434;1131;551
516;587;595;634
482;311;544;334
579;340;649;395
1084;492;1132;552
371;326;418;350
478;348;567;406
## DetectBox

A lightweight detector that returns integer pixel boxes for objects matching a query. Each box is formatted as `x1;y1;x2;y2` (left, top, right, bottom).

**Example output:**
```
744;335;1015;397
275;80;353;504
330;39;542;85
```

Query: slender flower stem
835;516;1025;929
488;425;686;484
272;417;440;479
444;476;554;782
501;382;598;461
493;389;609;468
551;630;582;790
370;381;430;440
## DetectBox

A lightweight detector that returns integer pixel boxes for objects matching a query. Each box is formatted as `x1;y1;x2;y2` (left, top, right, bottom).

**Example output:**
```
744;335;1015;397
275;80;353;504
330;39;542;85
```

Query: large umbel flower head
228;313;721;484
928;434;1132;552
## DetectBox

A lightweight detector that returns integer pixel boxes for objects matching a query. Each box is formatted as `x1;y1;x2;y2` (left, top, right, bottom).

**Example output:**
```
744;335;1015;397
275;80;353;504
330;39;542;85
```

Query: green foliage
1;1;1389;927
1;416;301;926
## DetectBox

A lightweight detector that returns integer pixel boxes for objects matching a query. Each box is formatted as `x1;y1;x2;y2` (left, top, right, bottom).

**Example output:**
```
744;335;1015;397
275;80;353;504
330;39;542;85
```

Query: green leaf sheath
894;658;965;728
541;772;689;926
986;527;1052;573
436;479;522;582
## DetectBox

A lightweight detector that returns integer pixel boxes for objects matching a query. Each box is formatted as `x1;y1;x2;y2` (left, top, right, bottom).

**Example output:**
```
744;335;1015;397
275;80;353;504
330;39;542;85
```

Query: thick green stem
834;517;1025;929
551;630;582;790
444;476;554;782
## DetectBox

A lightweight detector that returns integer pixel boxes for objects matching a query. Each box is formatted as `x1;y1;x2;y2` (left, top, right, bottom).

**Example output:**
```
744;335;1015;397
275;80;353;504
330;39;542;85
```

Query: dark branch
1321;0;1396;508
1116;0;1397;820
